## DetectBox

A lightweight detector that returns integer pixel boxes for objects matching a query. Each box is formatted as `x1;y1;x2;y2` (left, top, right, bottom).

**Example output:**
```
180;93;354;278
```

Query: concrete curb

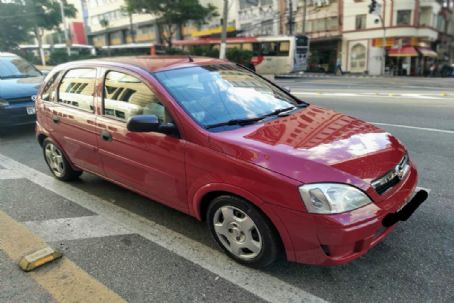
275;73;390;79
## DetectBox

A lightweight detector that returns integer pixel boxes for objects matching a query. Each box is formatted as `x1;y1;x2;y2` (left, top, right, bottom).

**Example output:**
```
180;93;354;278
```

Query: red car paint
35;57;420;265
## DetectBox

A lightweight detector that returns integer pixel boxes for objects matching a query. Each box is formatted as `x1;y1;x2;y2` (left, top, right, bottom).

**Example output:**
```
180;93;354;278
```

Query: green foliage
125;0;218;47
0;0;77;54
20;51;41;65
21;0;77;32
0;2;31;51
48;49;96;65
165;48;187;55
191;45;219;58
226;48;253;66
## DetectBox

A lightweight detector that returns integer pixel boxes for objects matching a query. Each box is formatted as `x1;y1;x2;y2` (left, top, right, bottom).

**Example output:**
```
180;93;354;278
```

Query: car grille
371;153;410;195
6;97;33;104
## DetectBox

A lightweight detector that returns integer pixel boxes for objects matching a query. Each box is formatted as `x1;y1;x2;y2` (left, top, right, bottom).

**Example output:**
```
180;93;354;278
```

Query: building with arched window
290;0;454;75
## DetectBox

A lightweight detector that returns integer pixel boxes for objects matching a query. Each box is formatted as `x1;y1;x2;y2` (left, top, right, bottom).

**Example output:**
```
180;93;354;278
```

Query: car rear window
58;69;96;112
41;72;61;102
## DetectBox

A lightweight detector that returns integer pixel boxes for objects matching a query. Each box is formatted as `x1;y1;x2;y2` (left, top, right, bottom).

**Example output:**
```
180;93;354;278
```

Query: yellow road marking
0;210;126;303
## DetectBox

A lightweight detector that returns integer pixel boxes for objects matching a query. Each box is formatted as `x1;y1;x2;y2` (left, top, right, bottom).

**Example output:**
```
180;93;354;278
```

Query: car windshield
154;64;306;130
0;56;41;79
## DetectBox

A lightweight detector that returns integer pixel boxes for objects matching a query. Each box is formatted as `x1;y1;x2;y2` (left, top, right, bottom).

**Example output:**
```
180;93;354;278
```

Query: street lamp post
219;0;228;59
378;14;387;76
59;0;71;57
369;0;387;76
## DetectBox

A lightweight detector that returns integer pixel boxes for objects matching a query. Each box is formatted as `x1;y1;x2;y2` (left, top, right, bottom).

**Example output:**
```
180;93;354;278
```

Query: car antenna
187;55;194;62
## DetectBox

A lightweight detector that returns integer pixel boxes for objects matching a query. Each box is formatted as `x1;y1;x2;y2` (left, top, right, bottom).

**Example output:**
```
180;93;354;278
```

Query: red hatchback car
35;56;428;267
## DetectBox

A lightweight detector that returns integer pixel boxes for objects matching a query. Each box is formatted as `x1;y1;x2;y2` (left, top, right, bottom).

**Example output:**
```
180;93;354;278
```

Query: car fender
191;182;296;261
36;123;80;172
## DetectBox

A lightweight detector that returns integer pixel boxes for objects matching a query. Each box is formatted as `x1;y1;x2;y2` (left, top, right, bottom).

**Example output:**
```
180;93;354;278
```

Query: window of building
327;17;339;30
103;71;170;123
397;10;412;25
58;69;96;112
356;15;367;30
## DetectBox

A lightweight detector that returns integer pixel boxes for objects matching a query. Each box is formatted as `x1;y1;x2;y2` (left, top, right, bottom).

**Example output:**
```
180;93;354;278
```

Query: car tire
42;138;82;181
207;195;282;268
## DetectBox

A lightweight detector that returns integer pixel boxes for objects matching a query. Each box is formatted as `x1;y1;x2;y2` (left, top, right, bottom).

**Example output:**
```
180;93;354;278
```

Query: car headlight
299;183;372;214
0;99;9;107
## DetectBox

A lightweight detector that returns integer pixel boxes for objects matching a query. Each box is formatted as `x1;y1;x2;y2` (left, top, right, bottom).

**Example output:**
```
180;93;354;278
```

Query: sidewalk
275;72;431;79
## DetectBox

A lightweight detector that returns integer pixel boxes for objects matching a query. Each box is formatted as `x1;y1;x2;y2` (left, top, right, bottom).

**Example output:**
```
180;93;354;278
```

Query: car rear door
95;68;187;212
46;68;102;175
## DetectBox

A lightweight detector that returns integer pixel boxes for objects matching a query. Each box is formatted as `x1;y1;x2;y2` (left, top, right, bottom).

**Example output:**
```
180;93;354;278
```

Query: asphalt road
1;77;453;303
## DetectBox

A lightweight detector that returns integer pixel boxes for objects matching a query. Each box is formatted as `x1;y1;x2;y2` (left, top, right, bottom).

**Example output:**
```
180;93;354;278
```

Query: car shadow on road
0;124;35;140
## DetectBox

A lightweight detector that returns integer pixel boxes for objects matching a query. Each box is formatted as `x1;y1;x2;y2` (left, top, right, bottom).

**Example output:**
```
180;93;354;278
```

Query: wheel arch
41;136;81;172
192;183;295;261
37;133;47;146
192;183;265;221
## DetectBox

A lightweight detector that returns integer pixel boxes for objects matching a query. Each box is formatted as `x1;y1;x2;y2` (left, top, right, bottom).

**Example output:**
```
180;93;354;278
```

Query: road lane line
0;153;329;303
0;169;23;179
416;187;431;194
371;122;454;134
0;210;126;303
23;215;133;242
293;92;448;100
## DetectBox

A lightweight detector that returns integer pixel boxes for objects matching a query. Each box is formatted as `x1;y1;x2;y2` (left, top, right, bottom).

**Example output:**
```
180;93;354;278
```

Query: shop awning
388;46;418;57
417;48;438;58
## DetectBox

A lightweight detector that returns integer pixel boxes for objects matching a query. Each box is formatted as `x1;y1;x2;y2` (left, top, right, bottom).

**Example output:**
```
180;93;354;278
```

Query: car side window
58;69;96;112
103;71;172;123
41;72;60;102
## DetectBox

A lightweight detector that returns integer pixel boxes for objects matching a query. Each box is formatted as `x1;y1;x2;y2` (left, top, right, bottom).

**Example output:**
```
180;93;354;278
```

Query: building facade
237;0;282;36
290;0;454;75
85;0;239;47
341;0;453;76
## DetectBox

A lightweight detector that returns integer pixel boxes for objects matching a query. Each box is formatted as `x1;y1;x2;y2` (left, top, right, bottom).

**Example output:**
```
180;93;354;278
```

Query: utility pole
369;0;386;76
302;0;307;34
288;0;294;35
219;0;228;59
59;0;71;57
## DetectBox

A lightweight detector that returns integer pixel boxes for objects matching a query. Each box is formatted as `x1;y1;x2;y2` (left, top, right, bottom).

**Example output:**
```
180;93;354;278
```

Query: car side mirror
283;86;291;93
127;115;160;132
127;115;179;136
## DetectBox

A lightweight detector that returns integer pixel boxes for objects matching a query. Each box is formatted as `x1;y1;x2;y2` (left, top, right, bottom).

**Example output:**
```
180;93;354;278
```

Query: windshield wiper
262;103;309;118
205;117;264;129
205;103;309;130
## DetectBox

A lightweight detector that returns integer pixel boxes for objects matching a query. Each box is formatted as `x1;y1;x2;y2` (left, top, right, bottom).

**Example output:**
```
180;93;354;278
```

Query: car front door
47;68;102;175
96;69;187;212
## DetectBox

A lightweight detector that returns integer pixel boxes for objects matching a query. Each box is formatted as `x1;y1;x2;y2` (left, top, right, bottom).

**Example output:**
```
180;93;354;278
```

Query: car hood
208;105;406;187
0;77;43;100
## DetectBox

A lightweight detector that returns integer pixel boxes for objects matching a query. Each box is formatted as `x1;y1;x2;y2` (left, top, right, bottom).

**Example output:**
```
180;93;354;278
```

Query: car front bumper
0;102;36;127
268;164;427;265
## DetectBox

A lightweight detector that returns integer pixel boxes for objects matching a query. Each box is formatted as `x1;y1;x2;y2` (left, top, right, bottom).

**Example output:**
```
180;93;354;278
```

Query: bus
99;43;165;57
19;44;96;57
173;35;310;75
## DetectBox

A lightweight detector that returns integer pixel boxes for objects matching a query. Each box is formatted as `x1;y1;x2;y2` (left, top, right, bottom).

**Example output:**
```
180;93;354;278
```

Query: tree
125;0;218;49
0;2;32;51
21;0;77;65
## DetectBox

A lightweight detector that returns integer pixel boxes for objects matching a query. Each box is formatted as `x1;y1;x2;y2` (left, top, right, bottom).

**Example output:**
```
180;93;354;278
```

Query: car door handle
52;116;60;124
100;130;112;141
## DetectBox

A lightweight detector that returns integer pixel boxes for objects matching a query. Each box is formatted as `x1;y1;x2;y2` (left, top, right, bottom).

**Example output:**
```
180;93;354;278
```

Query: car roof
0;52;18;57
59;56;230;73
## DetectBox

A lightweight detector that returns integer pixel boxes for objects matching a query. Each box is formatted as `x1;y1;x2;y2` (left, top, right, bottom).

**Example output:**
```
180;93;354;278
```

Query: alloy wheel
44;143;65;177
212;206;263;260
